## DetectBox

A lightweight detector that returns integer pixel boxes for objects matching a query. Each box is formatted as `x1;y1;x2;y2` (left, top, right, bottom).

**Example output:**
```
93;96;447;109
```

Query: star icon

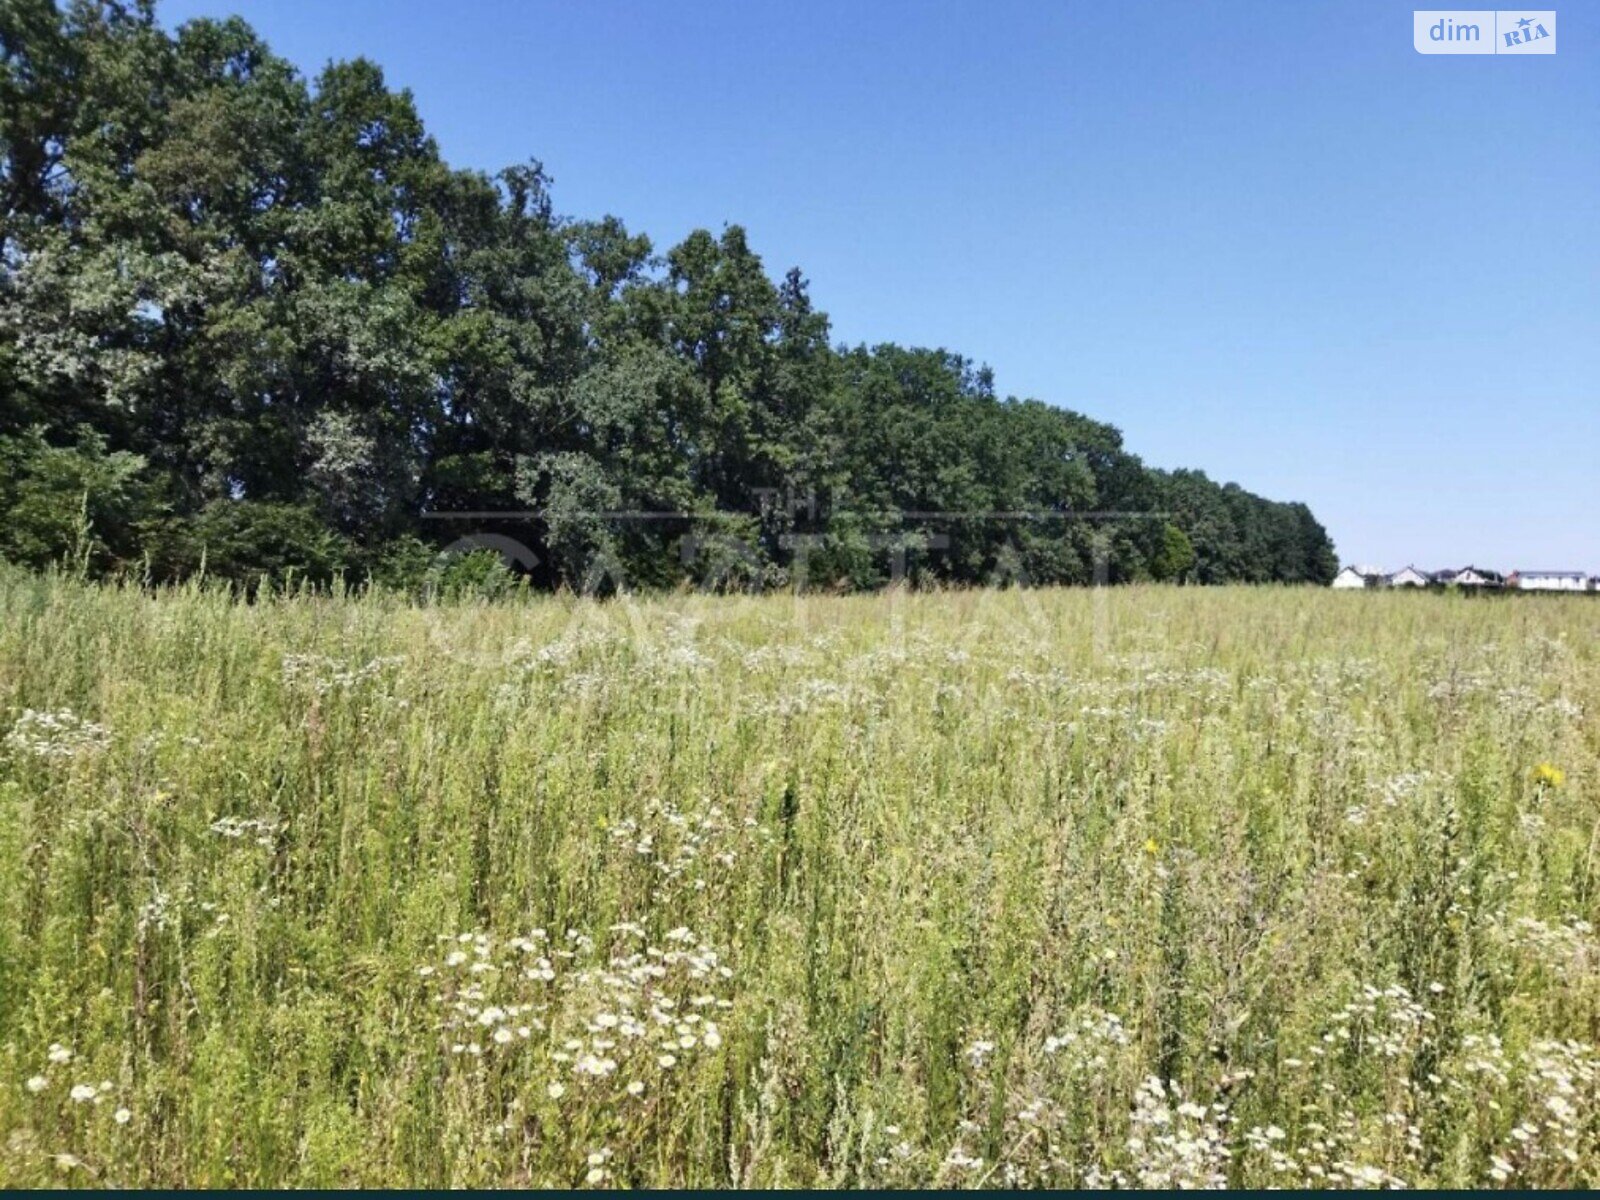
1517;16;1533;28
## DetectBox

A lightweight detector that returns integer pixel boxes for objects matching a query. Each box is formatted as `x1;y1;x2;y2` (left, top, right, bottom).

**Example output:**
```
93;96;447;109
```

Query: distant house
1388;566;1431;588
1510;570;1589;592
1332;565;1384;590
1328;563;1594;593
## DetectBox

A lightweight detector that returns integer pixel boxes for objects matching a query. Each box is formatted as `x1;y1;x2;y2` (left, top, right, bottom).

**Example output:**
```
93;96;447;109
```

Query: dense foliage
0;0;1338;590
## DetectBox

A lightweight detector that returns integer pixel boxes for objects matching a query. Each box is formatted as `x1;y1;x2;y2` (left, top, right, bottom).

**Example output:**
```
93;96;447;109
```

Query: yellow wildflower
1534;763;1566;788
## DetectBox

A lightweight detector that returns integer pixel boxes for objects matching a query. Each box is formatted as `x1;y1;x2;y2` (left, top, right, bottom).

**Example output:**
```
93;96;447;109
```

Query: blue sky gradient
158;0;1599;569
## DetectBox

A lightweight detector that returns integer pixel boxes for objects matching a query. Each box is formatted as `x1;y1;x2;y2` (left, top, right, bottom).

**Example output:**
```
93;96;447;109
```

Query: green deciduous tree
0;1;1337;590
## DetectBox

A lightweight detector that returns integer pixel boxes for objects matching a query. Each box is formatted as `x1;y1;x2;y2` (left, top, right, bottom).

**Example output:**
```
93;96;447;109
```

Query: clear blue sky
157;0;1599;570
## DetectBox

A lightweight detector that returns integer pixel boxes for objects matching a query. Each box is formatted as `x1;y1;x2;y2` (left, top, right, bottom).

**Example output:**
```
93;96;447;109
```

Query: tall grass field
1;574;1597;1187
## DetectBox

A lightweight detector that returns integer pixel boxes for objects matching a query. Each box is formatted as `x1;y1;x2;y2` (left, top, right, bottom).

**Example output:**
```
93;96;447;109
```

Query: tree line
0;1;1338;592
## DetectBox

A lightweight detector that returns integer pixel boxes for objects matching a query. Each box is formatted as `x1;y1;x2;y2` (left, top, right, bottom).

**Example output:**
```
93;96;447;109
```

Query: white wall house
1511;570;1589;591
1332;565;1382;589
1329;564;1597;591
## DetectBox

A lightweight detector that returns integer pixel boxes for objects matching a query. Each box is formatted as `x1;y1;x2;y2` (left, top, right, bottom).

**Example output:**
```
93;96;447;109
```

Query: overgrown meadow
1;574;1597;1187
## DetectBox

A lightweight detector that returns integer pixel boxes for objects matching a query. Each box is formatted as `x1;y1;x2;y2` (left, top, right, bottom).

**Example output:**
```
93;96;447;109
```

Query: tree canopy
0;0;1338;591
